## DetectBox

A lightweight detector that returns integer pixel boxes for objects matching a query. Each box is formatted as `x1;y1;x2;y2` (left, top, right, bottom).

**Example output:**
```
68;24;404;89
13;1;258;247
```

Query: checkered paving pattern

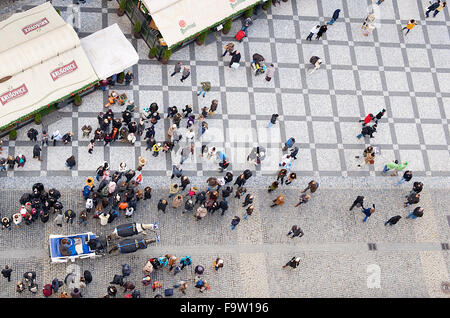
1;0;449;179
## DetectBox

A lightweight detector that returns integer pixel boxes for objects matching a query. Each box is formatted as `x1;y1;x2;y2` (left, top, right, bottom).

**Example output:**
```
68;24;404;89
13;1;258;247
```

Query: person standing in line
267;113;279;128
1;265;12;282
385;215;402;226
402;19;417;36
277;169;288;184
407;181;423;197
170;61;183;77
407;207;424;220
396;170;412;186
404;193;420;208
286;225;304;239
243;204;254;220
374;108;386;124
282;257;301;270
180;66;190;82
88;139;95;154
349;195;365;211
316;25;328;39
270;195;285;208
361;204;375;222
327;9;341;25
306;25;320;41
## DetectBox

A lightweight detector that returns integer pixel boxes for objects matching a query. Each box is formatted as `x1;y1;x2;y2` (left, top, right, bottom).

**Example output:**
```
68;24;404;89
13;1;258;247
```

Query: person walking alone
267;113;279;128
402;19;417;36
270;195;285;208
282;257;301;270
286;225;304;239
385;215;402;226
327;9;341;25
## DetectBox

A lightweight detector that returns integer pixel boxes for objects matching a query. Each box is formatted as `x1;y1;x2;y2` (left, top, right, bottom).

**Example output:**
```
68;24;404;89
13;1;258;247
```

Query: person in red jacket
43;283;52;298
359;113;374;126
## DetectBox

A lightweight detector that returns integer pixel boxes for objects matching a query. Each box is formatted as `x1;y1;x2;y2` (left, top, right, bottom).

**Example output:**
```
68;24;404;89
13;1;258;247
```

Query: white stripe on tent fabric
80;23;139;80
141;0;261;48
0;2;66;53
0;46;98;128
0;24;81;79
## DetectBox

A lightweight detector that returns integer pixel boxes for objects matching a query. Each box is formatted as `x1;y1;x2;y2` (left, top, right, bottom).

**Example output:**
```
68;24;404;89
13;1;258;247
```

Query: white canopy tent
0;2;98;130
0;3;139;130
80;23;139;80
141;0;262;49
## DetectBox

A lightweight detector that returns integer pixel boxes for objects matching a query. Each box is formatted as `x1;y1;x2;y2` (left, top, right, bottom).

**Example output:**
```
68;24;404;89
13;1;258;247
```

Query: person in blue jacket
327;9;341;25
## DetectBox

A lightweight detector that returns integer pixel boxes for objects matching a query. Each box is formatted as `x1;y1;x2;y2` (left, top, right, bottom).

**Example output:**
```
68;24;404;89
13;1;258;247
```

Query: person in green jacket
382;160;408;176
197;81;211;98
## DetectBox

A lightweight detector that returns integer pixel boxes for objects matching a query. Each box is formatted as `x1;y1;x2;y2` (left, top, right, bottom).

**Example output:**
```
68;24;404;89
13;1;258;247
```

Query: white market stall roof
142;0;262;48
0;2;98;129
80;23;139;80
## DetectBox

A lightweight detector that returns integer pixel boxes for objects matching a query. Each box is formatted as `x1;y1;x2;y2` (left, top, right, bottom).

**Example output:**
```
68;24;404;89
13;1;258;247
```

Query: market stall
81;23;139;80
0;2;98;130
140;0;263;49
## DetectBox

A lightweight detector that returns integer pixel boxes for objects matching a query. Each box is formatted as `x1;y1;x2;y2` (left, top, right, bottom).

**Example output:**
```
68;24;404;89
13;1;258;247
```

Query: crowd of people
0;0;442;295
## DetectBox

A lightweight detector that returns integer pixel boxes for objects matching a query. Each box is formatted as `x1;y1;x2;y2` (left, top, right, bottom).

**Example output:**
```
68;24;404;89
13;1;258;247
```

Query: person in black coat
385;215;402;226
349;196;364;211
32;144;42;161
219;200;228;216
316;25;328;39
229;50;241;67
1;265;12;282
157;199;168;213
287;225;304;239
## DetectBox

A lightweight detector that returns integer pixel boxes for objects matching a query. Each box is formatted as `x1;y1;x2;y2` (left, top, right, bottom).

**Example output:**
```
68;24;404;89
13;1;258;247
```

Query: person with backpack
407;207;424;220
404;193;420;208
197;81;211;98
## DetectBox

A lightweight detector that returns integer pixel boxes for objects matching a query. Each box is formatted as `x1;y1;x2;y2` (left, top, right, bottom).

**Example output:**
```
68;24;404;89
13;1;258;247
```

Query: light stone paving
0;0;449;298
0;0;449;179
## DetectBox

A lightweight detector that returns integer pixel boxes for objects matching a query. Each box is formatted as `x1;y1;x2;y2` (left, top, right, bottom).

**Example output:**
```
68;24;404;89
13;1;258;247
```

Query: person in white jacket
99;212;110;226
306;25;320;41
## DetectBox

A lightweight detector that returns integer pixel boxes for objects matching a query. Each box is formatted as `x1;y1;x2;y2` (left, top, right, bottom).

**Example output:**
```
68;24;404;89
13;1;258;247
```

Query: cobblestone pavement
0;0;449;298
0;182;448;298
0;0;449;179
